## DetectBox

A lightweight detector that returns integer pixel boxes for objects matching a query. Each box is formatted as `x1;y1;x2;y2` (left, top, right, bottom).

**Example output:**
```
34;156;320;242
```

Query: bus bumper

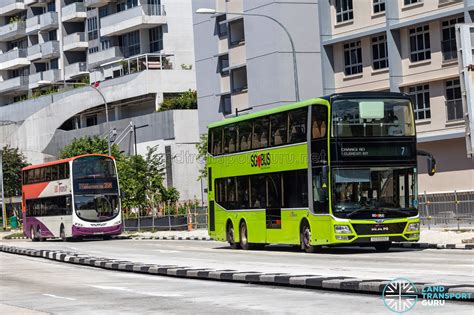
72;224;123;237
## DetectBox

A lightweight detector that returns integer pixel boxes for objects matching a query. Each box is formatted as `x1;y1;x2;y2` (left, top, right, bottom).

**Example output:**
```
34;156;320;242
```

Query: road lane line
42;294;76;301
88;285;183;297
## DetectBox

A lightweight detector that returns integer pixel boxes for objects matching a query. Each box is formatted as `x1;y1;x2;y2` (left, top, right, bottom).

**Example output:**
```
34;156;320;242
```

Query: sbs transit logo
250;152;271;169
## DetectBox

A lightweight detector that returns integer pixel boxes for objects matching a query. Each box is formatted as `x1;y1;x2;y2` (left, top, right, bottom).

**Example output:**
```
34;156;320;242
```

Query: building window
441;17;464;61
231;66;247;93
117;0;138;12
101;39;110;50
373;0;385;14
47;1;55;12
409;25;430;62
228;18;245;47
335;0;353;23
48;30;57;41
149;26;163;52
87;17;98;41
344;40;362;76
86;115;97;127
408;85;430;120
216;14;227;37
445;79;463;121
121;30;140;58
220;94;232;115
88;46;98;54
218;54;229;75
99;7;108;18
50;59;59;69
372;34;388;70
404;0;421;5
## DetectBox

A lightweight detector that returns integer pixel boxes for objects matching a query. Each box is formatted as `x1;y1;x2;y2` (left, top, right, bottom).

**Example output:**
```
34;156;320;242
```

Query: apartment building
193;0;473;196
192;0;323;133
319;0;473;195
0;0;200;200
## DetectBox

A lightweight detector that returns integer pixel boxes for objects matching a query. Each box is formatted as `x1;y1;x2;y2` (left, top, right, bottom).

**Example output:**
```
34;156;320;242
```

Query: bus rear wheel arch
226;220;240;249
300;219;321;253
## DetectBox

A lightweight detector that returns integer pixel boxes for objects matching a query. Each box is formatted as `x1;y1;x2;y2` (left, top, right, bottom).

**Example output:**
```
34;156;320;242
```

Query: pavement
1;253;472;315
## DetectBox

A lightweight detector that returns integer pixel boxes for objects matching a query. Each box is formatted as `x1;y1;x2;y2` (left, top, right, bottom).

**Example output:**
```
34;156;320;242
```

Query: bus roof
207;97;328;129
207;92;411;129
22;154;113;171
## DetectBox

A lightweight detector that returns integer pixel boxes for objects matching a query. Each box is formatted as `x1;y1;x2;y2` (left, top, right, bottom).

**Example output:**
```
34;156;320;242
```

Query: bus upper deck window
289;109;307;143
312;106;328;139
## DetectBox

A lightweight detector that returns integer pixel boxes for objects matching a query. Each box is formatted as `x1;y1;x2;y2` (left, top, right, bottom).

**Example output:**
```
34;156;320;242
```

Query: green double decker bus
206;92;436;252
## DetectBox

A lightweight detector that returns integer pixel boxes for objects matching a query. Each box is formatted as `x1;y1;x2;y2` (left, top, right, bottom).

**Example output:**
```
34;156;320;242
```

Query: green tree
158;89;197;112
58;135;122;159
116;155;147;212
1;145;29;197
143;146;166;212
195;133;208;180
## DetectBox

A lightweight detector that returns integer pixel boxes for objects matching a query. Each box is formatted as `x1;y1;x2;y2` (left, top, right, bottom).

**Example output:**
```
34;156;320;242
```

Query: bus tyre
374;242;391;252
300;222;320;253
30;226;38;242
60;225;66;242
226;221;240;249
37;226;44;242
239;221;250;250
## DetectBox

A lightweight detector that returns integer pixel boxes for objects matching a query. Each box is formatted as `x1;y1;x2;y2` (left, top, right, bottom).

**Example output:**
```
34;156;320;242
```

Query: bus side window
312;106;328;139
44;167;51;181
51;165;58;181
210;128;221;155
252;118;269;149
238;121;252;151
224;125;237;153
289;109;307;144
312;168;329;213
270;113;288;146
236;176;250;209
64;164;70;179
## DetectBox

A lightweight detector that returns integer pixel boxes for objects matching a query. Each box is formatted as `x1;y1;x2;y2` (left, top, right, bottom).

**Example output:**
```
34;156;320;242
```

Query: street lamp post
37;80;112;156
196;8;300;102
0;150;6;230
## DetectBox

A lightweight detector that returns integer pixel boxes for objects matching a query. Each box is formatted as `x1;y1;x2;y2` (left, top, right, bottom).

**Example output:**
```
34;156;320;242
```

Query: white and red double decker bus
22;154;122;241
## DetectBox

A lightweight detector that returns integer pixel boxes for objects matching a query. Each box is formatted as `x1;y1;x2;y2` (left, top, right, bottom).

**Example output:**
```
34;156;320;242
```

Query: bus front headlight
334;225;352;234
407;223;420;232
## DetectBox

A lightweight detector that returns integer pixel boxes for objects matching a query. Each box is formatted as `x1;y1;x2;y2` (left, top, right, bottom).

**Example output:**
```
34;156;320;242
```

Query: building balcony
0;76;28;94
65;62;88;80
100;5;166;37
63;32;88;51
0;20;26;41
0;48;30;70
62;2;86;22
88;46;123;67
28;69;61;89
39;11;58;32
40;40;60;59
25;15;40;34
26;44;41;61
85;0;116;8
24;0;47;5
0;0;25;17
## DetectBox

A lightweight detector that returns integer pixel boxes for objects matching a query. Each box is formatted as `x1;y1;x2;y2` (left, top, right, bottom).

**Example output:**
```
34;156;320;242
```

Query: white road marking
42;294;76;301
89;285;182;297
152;249;179;254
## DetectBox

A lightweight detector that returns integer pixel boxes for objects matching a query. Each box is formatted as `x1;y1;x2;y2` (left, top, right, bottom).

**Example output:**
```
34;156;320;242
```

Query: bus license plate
371;236;389;242
94;231;104;235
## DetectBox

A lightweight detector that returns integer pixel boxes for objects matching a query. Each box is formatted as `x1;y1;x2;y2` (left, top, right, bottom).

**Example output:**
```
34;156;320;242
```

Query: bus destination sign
335;142;415;161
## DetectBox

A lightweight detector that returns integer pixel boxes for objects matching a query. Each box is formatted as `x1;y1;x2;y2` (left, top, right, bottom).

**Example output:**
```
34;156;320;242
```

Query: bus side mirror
427;157;436;176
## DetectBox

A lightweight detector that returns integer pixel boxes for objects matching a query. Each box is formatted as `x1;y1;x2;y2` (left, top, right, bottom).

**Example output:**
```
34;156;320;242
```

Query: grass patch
4;232;25;239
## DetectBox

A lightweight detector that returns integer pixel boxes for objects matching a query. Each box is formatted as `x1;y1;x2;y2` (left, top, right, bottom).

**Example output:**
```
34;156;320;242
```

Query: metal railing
445;99;464;121
419;191;474;228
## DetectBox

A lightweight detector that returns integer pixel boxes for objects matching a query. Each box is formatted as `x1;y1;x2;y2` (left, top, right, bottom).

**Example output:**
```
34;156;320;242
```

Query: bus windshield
331;98;415;137
72;156;120;222
332;167;417;217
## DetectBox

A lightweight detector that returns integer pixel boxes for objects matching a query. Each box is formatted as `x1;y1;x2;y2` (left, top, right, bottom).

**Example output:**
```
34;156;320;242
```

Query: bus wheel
374;242;391;252
300;222;320;253
60;225;67;242
239;221;250;250
226;221;240;249
37;226;44;242
30;226;38;242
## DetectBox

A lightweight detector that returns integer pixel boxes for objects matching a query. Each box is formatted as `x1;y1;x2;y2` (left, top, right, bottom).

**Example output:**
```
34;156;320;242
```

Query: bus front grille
352;222;407;235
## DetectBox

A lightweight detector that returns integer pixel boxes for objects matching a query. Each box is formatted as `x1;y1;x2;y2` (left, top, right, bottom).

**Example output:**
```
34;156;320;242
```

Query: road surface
1;253;472;314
